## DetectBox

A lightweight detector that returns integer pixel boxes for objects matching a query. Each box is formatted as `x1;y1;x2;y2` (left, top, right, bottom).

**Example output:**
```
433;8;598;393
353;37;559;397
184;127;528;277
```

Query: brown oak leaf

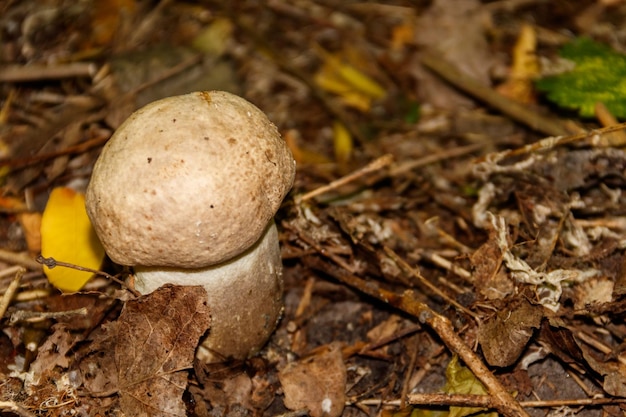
478;299;542;367
279;342;347;417
116;284;210;417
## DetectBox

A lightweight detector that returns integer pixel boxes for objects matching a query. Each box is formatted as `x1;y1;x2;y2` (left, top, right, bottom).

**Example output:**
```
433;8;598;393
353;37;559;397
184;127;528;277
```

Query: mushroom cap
134;222;283;362
86;91;295;268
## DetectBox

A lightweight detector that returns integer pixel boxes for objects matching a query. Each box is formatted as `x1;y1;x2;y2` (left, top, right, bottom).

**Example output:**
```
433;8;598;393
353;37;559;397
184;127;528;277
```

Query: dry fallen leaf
77;321;120;397
314;44;385;112
470;220;513;301
333;120;353;164
17;211;41;254
478;300;543;367
496;24;539;104
116;284;211;417
279;342;347;417
28;323;75;384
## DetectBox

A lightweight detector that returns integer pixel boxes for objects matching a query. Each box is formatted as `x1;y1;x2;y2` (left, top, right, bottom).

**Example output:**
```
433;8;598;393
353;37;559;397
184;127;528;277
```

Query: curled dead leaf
116;285;211;417
279;342;347;417
478;300;542;367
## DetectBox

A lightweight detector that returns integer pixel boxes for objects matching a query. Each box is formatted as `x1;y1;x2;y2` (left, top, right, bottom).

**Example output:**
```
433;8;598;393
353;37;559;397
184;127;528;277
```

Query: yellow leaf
335;60;386;99
314;71;372;112
40;187;105;292
284;129;330;165
314;44;386;111
497;24;539;104
444;356;496;417
333;120;353;164
511;24;539;79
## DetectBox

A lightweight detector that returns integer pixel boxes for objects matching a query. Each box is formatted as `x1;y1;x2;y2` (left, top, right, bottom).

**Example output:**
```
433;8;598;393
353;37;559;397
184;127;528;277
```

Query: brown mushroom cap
86;91;295;268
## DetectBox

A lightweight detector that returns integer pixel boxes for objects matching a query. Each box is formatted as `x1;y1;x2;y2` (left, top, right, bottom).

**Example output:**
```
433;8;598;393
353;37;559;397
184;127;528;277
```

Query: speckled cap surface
86;91;296;268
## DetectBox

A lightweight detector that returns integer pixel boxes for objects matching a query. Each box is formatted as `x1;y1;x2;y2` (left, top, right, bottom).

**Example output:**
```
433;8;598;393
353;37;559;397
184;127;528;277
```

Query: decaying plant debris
2;1;626;416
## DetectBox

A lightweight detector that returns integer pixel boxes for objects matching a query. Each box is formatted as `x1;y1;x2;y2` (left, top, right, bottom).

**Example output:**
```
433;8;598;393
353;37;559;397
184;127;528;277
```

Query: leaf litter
3;1;626;417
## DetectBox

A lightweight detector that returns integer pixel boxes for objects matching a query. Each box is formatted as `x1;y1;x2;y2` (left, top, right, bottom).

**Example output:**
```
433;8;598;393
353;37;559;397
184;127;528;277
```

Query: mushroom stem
133;222;283;363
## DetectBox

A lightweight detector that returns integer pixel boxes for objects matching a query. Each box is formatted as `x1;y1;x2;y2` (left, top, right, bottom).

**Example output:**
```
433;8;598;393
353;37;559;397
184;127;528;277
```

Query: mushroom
85;91;296;362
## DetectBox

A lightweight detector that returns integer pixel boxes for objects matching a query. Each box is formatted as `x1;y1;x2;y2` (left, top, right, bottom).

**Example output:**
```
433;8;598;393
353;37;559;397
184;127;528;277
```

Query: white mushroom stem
134;222;284;363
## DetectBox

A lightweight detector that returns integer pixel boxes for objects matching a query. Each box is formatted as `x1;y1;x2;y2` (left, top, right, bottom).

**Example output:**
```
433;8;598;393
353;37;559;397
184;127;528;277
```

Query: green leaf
535;37;626;118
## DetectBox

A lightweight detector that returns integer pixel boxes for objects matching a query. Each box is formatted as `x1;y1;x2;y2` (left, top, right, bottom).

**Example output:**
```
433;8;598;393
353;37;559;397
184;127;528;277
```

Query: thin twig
0;134;110;169
9;307;88;325
407;393;626;408
0;63;97;82
383;246;478;320
420;50;576;137
400;335;420;408
473;122;626;165
419;250;473;283
359;323;422;354
36;255;140;297
292;225;359;274
357;394;626;408
0;266;25;318
298;154;394;202
0;249;42;270
0;401;36;417
389;143;484;177
271;410;309;417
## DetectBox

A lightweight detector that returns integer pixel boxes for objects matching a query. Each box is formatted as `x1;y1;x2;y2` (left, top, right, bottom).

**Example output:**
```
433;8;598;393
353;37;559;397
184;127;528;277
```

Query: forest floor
2;1;626;416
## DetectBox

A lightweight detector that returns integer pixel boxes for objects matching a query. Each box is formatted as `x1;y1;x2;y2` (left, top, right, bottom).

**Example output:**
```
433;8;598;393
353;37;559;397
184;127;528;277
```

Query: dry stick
420;50;575;138
400;336;420;409
362;394;626;409
301;255;530;417
389;143;484;177
407;392;504;408
474;122;626;171
125;52;203;98
126;0;174;49
271;410;310;417
298;154;394;202
294;226;359;274
474;122;626;165
0;62;97;82
36;255;140;297
359;323;422;354
0;249;42;270
406;393;626;409
9;307;88;325
594;102;626;146
0;134;110;169
0;266;25;318
383;246;477;320
419;250;473;283
0;401;36;417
